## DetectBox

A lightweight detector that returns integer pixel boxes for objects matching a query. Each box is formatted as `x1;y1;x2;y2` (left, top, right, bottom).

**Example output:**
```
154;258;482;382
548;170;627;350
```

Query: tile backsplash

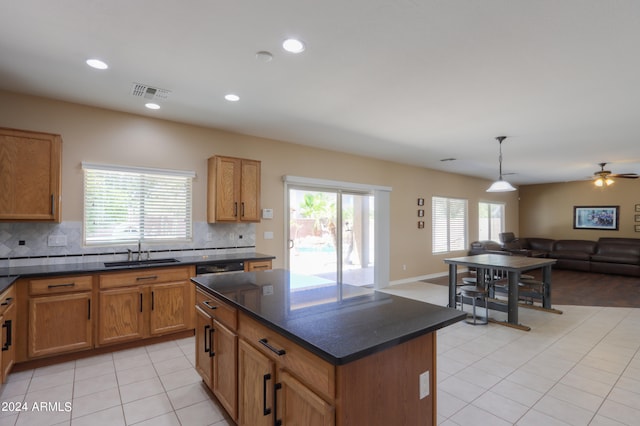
0;221;256;268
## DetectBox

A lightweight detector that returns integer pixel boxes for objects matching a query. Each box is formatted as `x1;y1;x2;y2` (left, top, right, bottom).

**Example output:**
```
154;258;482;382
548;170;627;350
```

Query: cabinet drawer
196;289;237;330
238;312;335;400
29;275;93;295
244;260;272;272
0;285;15;315
100;267;190;289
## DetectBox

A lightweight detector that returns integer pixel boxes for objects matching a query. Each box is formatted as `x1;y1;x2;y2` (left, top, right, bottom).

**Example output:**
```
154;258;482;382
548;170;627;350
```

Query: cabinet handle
234;202;238;217
202;301;217;310
258;338;286;356
241;202;245;218
0;297;13;306
262;373;272;416
48;283;75;289
140;293;143;312
136;275;157;281
1;320;11;351
87;299;91;320
51;194;55;215
274;382;282;426
203;325;211;353
253;264;269;270
208;327;215;357
151;291;154;311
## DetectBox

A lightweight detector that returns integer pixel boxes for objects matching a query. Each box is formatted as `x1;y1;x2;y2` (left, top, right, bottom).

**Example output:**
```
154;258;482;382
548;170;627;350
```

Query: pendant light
486;136;517;192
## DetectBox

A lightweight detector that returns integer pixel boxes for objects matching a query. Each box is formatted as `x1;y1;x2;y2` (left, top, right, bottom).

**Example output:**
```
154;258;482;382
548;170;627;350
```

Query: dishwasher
195;260;246;276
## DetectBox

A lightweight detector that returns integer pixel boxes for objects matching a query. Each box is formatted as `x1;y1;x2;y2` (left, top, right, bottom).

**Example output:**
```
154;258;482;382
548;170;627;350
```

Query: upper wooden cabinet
0;127;62;222
208;155;261;223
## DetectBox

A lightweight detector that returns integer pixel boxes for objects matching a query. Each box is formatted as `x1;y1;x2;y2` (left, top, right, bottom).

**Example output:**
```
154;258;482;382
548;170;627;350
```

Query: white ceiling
2;0;639;186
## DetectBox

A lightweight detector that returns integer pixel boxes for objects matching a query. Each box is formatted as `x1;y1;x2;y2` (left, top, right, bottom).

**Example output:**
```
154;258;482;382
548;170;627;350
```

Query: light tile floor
1;281;638;426
0;337;232;426
381;281;640;426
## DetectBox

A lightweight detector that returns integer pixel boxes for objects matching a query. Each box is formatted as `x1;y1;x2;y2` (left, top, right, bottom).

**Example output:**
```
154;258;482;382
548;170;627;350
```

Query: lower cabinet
98;267;193;347
29;292;93;358
238;339;275;426
27;275;93;358
0;285;16;383
195;289;238;420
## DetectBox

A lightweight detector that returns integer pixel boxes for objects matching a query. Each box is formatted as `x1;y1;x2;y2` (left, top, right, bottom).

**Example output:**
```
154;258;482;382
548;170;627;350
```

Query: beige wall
519;180;639;240
0;90;520;279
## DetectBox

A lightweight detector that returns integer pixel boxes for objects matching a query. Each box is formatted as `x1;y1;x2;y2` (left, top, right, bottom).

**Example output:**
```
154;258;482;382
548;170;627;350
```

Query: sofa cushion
523;238;555;252
550;240;597;261
596;243;640;257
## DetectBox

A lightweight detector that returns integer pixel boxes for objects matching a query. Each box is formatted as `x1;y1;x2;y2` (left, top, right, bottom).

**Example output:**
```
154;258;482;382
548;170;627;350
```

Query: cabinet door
213;156;241;222
238;340;275;426
1;302;16;382
277;370;335;426
149;281;189;335
29;292;92;358
213;319;238;420
98;287;144;346
0;128;62;221
195;306;213;389
239;159;261;222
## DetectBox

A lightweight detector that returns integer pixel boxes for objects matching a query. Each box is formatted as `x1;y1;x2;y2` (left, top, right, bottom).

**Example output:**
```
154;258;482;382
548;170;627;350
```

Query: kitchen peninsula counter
192;269;465;425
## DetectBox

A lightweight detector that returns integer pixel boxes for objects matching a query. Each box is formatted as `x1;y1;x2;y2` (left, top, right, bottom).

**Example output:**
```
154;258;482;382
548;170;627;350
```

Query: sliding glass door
287;187;374;288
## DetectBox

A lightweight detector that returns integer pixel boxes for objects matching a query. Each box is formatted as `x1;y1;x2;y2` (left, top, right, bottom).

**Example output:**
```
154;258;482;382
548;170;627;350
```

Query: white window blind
83;163;194;245
432;196;467;253
479;202;505;241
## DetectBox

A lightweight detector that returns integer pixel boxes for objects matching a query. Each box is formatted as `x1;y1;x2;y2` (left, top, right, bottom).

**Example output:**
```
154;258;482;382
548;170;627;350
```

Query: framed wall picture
635;215;640;222
573;205;619;230
418;221;424;229
417;198;424;206
417;209;424;217
636;225;640;232
636;204;640;212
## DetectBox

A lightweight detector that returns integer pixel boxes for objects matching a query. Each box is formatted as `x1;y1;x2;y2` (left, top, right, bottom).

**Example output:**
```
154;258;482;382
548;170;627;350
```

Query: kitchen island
192;269;465;426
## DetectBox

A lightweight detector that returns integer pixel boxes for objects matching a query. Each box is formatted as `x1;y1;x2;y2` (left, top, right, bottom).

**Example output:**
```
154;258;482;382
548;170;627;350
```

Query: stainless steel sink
104;258;181;268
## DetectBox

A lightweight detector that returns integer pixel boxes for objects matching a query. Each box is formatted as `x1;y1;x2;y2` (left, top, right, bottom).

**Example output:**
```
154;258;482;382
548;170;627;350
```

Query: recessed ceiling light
86;59;108;70
282;38;305;53
145;103;160;110
225;94;240;102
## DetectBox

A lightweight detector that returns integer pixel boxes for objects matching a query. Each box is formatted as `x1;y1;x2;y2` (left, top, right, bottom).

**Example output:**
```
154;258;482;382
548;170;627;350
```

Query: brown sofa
468;236;640;277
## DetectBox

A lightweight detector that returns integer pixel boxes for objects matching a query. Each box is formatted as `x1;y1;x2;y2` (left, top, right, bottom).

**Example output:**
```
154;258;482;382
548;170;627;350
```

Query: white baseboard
387;267;468;287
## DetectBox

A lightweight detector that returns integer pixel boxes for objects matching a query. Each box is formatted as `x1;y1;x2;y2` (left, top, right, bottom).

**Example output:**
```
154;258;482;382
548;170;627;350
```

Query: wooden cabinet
244;259;272;272
27;276;93;358
0;285;16;383
195;289;238;420
207;155;261;223
238;339;275;426
0;127;62;222
98;267;193;346
238;310;335;425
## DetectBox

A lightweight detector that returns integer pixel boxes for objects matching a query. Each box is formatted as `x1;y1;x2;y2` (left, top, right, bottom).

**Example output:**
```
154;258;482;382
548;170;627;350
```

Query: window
478;202;505;241
432;196;467;253
83;163;194;245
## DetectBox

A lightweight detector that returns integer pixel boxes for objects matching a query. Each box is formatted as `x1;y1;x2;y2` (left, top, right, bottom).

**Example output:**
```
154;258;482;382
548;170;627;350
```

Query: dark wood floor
427;269;640;308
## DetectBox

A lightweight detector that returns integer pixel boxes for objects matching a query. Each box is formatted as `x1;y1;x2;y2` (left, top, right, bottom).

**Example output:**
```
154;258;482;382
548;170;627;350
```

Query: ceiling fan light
486;179;517;192
594;178;604;187
606;178;614;186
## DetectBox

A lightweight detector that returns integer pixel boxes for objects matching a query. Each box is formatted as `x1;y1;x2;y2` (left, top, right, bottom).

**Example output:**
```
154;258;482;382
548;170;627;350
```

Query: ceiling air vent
130;83;171;101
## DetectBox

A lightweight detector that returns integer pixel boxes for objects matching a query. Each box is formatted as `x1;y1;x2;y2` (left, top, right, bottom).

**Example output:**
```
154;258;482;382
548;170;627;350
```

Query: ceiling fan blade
610;173;639;179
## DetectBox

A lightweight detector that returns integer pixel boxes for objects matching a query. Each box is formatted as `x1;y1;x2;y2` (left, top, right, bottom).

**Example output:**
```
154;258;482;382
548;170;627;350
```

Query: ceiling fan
593;162;639;187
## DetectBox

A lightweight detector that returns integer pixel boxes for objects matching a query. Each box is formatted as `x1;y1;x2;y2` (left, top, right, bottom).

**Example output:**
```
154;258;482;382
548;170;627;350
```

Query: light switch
262;208;273;219
264;231;274;240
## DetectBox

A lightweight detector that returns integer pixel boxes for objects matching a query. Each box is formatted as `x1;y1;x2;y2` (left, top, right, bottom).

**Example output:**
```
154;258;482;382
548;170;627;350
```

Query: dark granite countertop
192;269;465;365
0;252;275;293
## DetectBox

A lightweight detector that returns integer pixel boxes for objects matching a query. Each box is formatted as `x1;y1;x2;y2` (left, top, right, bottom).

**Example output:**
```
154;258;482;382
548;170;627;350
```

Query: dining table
444;253;561;331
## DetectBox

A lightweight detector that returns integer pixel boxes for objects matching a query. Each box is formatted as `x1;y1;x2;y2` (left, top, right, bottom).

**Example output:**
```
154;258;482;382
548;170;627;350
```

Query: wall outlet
419;371;430;399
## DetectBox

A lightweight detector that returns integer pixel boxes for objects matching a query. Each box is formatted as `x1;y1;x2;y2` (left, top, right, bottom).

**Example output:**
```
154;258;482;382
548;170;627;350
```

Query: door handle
203;325;211;353
262;373;272;416
288;239;294;249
